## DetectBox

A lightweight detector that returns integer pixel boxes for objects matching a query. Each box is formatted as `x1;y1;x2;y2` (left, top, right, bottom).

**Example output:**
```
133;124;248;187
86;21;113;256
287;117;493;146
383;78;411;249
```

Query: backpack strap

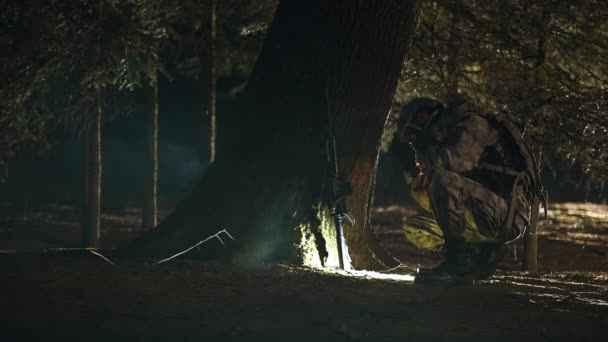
476;162;521;177
476;113;549;242
478;114;548;205
506;171;528;241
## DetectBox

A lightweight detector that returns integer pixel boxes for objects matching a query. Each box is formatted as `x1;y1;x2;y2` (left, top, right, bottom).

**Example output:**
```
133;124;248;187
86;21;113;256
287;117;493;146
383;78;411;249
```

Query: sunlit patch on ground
345;269;415;281
485;272;608;309
538;203;608;251
278;263;416;282
324;267;415;282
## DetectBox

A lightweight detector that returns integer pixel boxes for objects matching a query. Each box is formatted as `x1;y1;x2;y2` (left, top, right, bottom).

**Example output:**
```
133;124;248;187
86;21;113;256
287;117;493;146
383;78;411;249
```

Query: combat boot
414;238;474;287
469;243;509;280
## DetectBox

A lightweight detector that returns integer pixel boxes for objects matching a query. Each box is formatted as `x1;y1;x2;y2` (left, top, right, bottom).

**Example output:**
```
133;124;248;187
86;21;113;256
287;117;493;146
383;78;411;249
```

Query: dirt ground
1;202;607;341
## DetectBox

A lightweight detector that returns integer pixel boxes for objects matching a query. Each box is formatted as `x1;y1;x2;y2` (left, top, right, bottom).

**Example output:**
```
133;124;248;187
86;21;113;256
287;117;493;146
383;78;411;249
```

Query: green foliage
390;0;608;184
3;0;606;189
1;0;179;173
169;0;277;91
0;0;278;175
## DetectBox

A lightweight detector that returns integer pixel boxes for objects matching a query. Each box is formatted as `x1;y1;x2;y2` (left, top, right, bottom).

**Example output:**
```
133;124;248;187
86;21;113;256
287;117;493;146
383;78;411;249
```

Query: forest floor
1;202;607;341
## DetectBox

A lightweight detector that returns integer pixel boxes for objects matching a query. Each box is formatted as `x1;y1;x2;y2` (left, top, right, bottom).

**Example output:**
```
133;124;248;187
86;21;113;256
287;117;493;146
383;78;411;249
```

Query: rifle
325;88;355;270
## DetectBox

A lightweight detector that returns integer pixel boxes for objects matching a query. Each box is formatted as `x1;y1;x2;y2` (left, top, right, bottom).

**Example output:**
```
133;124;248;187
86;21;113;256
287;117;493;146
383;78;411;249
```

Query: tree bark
446;12;461;94
200;0;217;164
143;73;159;230
82;90;102;248
523;6;550;273
122;0;421;270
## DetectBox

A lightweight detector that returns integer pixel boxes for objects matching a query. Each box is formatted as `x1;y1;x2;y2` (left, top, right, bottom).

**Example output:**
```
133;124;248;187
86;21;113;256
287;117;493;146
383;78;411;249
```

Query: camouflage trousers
429;171;528;243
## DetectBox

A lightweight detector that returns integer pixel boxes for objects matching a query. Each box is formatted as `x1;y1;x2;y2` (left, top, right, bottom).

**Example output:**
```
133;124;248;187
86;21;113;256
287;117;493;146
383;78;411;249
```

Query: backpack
478;113;549;240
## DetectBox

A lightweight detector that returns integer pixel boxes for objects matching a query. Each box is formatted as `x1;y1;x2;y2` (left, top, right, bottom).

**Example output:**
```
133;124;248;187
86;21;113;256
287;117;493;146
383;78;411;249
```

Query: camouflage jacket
413;110;516;199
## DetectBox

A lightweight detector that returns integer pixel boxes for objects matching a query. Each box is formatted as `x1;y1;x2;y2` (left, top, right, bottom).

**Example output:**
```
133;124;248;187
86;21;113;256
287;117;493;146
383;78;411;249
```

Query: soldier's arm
430;115;498;173
388;135;418;174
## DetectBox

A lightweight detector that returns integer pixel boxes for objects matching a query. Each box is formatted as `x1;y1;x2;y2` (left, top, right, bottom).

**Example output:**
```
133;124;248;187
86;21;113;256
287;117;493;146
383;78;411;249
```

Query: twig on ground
89;250;115;265
384;263;408;273
155;229;235;265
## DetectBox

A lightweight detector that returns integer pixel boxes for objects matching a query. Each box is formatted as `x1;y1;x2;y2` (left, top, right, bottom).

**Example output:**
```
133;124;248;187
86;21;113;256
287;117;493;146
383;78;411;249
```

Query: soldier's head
396;97;445;145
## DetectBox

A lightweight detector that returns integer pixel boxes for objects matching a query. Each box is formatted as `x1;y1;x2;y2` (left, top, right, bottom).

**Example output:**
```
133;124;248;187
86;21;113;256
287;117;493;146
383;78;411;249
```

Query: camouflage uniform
412;108;530;245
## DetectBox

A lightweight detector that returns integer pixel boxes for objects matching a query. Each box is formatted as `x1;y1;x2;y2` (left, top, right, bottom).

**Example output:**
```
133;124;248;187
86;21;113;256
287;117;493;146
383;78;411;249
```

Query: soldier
390;95;537;286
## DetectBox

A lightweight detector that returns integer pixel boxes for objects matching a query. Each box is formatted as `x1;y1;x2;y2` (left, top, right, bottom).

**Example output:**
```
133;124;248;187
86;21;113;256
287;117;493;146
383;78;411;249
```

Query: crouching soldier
390;95;546;286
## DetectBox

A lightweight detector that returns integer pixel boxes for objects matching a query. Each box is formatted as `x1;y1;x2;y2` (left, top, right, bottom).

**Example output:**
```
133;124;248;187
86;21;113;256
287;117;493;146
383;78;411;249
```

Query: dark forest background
1;0;607;212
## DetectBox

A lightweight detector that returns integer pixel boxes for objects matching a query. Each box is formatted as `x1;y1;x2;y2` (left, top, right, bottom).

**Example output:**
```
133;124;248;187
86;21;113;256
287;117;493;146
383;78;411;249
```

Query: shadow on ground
0;202;607;340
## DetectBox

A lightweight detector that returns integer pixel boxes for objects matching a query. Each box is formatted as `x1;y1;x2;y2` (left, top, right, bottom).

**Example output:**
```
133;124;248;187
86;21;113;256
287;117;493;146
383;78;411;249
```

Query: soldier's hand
406;171;430;191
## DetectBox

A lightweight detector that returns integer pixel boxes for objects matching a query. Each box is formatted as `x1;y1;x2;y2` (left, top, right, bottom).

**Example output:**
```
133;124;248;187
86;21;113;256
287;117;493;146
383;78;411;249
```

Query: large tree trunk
142;73;159;230
81;90;102;248
123;0;421;270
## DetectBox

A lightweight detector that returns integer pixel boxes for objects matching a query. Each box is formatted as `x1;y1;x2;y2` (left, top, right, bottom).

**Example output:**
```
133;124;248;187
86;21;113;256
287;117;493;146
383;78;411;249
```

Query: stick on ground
155;229;235;265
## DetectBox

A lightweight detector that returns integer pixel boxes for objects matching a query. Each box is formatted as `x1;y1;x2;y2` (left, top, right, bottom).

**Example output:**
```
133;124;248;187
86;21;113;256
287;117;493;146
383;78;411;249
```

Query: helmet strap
421;105;443;131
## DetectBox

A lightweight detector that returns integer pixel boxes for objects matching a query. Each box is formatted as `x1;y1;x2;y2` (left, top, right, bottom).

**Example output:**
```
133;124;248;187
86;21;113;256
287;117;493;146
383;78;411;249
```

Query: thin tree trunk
200;0;217;164
81;122;90;244
209;0;217;164
82;90;102;247
446;12;460;94
143;72;159;230
523;6;549;273
523;198;539;272
122;0;421;270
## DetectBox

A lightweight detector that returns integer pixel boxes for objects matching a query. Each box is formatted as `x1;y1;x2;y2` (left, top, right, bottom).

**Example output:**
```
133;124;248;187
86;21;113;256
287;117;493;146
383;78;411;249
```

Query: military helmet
397;97;445;143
